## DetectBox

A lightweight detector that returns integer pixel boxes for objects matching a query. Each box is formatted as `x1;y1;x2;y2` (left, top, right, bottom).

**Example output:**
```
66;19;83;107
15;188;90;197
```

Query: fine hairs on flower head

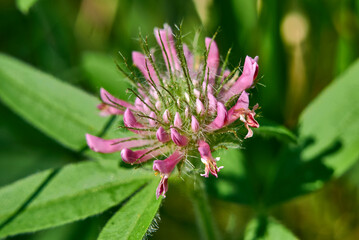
86;23;260;199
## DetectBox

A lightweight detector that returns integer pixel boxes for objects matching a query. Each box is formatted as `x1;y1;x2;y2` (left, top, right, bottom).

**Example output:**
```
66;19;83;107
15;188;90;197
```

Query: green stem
190;177;221;240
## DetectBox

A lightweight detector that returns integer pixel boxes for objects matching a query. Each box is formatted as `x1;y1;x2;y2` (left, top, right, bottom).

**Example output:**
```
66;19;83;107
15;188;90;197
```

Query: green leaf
266;59;359;205
0;159;154;238
0;53;109;151
16;0;38;14
244;216;298;240
299;59;359;176
254;119;297;143
81;51;130;98
265;142;334;205
98;180;161;240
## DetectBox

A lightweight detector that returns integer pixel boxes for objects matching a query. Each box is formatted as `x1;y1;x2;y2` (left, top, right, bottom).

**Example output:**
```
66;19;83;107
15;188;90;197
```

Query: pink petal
196;98;205;115
97;103;124;116
86;134;153;153
221;56;258;103
207;102;227;130
132;51;159;85
205;37;220;86
174;112;182;128
156;176;169;199
191;115;200;133
100;88;134;110
155;101;162;111
156;126;171;142
244;123;254;139
134;97;144;111
123;108;149;134
148;111;157;126
170;128;189;147
198;140;223;178
154;24;180;72
246;111;259;128
207;92;217;114
142;97;152;114
163;109;170;124
153;151;183;174
226;91;250;125
153;151;184;199
121;147;164;164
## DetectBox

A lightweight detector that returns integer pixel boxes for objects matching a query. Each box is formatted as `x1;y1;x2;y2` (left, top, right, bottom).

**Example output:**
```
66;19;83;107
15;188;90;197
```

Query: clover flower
86;24;259;198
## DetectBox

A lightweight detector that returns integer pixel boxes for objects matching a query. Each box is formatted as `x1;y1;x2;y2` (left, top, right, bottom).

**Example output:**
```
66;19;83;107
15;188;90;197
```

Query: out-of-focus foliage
1;0;359;239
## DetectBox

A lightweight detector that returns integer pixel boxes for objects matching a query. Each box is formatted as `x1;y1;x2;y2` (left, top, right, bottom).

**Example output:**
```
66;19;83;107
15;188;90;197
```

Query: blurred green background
1;0;359;239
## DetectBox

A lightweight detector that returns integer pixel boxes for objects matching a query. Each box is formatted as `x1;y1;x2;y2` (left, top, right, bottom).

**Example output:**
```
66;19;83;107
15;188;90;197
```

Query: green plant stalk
190;177;220;240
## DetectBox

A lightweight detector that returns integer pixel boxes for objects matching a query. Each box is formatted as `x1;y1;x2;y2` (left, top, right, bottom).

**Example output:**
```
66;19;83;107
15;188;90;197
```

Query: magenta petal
156;126;171;142
174;112;182;128
156;176;169;199
153;151;183;174
170;128;188;147
226;91;249;125
198;140;223;178
132;51;159;85
97;103;124;116
86;134;153;153
205;37;220;85
163;109;170;124
100;88;134;109
244;124;254;139
196;98;205;115
207;92;218;114
207;102;228;130
154;24;180;72
149;111;157;126
153;151;184;199
221;56;258;103
191;115;200;132
123;108;149;135
121;147;163;164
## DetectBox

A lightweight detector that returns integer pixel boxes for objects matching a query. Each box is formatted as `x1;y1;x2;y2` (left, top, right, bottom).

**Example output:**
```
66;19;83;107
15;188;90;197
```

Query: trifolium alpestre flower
86;24;260;199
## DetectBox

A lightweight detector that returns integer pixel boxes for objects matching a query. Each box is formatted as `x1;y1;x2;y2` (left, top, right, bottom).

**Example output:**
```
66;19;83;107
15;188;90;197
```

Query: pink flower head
86;24;260;198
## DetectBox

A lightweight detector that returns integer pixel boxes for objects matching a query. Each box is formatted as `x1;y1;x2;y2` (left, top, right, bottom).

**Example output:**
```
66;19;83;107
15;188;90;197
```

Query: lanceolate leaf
299;59;359;176
0;53;109;151
0;159;154;238
265;60;359;205
253;119;297;143
98;180;162;240
244;216;298;240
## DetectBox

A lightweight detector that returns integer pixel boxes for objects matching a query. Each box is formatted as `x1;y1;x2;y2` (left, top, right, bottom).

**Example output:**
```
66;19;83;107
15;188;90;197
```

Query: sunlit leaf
98;180;161;240
0;159;154;238
16;0;38;14
254;119;297;143
0;53;109;151
266;59;359;205
244;216;298;240
299;59;359;176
